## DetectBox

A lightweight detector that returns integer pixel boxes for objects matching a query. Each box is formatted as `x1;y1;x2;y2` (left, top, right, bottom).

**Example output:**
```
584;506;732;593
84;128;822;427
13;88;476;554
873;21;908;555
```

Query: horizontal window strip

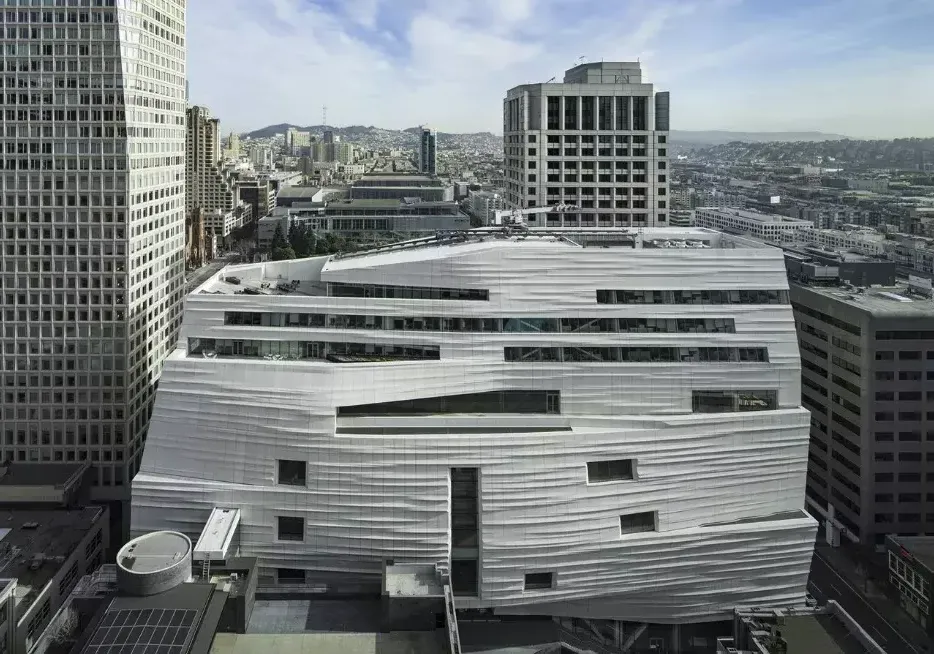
327;282;488;301
338;390;560;416
188;338;439;363
224;312;737;334
692;390;778;413
597;289;789;305
504;346;769;363
336;426;572;434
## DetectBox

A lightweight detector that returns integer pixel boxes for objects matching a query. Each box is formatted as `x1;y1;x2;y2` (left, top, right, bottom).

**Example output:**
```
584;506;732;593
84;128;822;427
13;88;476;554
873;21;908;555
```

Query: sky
187;0;934;138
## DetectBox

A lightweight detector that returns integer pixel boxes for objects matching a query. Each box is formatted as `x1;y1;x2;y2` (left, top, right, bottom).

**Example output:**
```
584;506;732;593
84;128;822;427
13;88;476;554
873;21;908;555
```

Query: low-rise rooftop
792;281;934;317
697;207;812;225
354;173;439;184
276;186;320;199
0;506;106;620
729;603;886;654
211;598;445;654
0;461;88;491
890;535;934;573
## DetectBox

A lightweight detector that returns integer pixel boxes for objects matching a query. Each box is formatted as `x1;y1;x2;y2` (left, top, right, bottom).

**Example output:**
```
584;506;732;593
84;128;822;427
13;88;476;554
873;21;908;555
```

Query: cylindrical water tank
116;531;192;596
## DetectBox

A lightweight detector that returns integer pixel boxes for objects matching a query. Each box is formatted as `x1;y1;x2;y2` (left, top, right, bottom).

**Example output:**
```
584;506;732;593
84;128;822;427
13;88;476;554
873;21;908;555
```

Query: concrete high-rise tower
418;126;437;176
503;62;671;228
0;0;188;542
186;106;237;216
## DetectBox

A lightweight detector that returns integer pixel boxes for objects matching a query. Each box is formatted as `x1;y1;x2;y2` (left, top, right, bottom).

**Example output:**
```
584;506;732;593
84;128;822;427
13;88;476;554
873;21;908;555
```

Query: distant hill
243;123;496;140
688;137;934;169
671;130;849;146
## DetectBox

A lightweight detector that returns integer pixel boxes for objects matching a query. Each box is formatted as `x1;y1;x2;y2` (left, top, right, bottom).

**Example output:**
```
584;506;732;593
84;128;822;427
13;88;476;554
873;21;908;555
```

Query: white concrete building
0;0;188;531
249;145;273;170
503;62;670;227
798;227;886;256
132;227;816;624
695;208;812;242
468;190;505;225
668;209;695;227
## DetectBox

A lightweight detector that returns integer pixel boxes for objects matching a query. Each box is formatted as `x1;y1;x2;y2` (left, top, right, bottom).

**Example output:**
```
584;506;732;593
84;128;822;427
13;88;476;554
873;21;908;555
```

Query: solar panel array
82;608;199;654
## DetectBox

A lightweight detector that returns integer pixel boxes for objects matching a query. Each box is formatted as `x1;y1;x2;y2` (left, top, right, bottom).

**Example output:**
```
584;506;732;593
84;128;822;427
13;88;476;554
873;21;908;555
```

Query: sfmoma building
132;227;816;623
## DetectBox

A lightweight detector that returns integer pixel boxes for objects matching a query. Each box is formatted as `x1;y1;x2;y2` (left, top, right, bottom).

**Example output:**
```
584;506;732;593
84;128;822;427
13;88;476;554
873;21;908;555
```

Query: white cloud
186;0;934;137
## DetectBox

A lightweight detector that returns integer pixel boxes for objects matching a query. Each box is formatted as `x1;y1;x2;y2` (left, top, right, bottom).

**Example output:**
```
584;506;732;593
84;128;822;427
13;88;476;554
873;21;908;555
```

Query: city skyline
189;0;934;138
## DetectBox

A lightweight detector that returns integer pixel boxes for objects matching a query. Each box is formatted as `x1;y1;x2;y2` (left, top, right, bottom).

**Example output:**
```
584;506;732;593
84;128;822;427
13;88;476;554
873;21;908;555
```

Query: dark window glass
581;96;595;130
632;96;647;130
338;390;560;417
278;460;306;486
451;467;479;597
564;96;577;130
587;459;634;482
277;568;305;584
620;511;656;534
547;96;560;130
598;96;613;130
277;516;304;542
524;572;554;590
692;390;777;413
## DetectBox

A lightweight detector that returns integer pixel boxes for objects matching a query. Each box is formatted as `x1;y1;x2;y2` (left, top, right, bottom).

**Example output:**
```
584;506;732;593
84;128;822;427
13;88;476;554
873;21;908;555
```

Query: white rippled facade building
132;227;817;623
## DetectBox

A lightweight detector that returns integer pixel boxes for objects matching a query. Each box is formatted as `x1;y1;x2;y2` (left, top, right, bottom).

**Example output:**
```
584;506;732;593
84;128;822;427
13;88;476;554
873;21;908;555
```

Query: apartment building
695;207;812;241
186;106;238;218
468;190;504;225
798;227;887;256
793;282;934;548
503;62;670;227
0;0;188;543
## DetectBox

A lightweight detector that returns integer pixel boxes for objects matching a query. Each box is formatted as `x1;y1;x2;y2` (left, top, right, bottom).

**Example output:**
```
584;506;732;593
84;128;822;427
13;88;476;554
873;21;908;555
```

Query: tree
270;246;296;261
270;223;288;250
288;222;317;258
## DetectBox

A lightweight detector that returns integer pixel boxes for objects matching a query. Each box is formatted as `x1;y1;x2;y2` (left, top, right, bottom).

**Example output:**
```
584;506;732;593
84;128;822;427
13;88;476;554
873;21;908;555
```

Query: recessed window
524;572;554;590
692;390;777;413
587;459;634;483
277;568;305;584
619;511;656;535
278;459;306;486
277;516;304;542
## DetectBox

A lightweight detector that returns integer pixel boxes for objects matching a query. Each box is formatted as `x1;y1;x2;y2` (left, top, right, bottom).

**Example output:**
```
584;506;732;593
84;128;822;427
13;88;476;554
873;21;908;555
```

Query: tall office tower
418;126;437;175
286;128;311;156
503;62;670;228
792;281;934;550
0;1;188;543
186;106;237;215
133;228;815;625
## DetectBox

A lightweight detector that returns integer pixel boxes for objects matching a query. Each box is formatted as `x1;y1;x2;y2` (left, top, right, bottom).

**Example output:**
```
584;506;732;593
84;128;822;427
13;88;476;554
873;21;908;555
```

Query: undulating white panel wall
133;235;816;622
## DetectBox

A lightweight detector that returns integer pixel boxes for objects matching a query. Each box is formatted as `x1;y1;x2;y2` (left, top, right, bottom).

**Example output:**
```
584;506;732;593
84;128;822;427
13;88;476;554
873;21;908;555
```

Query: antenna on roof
543;76;555;84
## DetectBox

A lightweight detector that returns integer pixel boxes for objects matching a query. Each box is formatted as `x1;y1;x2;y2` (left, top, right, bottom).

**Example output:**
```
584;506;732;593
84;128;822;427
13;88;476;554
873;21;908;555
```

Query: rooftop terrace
194;227;773;297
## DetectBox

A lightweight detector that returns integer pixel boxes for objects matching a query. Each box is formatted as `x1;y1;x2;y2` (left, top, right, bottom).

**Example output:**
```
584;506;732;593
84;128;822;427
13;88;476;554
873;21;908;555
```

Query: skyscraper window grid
0;0;188;542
